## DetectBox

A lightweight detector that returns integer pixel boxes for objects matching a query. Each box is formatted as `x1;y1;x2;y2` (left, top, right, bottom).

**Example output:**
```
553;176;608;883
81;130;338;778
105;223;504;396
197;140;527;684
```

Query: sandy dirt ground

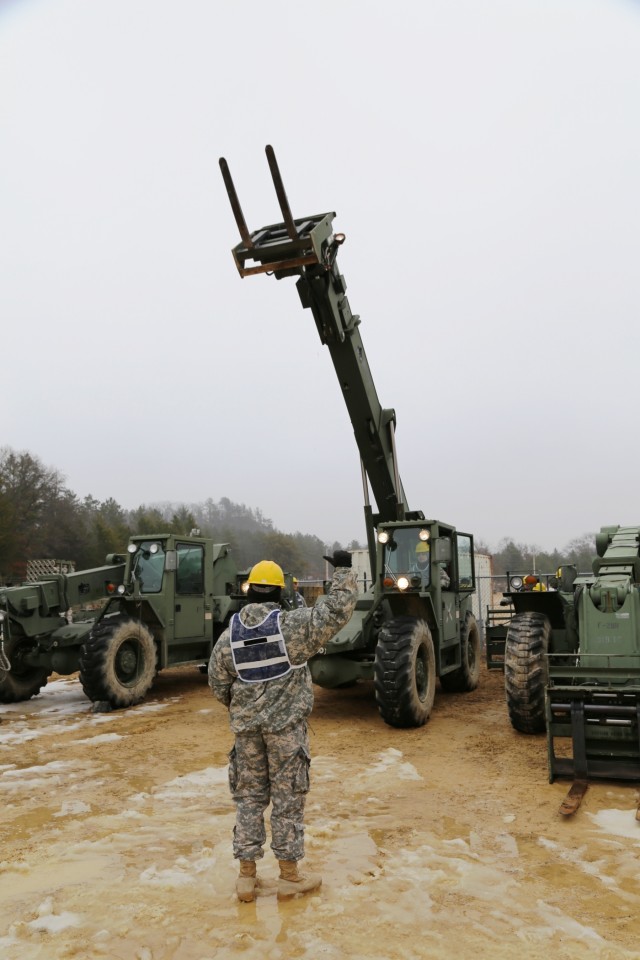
1;663;640;960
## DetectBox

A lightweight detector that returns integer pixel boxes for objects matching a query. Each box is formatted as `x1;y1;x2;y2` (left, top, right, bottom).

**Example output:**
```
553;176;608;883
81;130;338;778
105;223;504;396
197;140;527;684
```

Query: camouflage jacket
208;567;358;734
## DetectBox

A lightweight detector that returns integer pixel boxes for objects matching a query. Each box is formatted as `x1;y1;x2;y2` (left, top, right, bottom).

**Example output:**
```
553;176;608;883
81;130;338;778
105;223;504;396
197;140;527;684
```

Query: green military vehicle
498;527;640;813
0;557;125;703
0;533;258;709
219;146;480;729
485;571;560;671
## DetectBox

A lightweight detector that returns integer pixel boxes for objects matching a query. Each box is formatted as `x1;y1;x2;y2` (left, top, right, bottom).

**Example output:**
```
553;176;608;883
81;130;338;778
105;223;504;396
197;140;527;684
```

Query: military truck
219;146;480;729
0;533;265;709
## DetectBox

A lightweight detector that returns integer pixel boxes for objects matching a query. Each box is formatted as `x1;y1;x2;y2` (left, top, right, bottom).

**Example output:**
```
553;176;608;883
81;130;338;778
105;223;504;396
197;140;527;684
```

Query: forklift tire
439;610;481;693
79;615;157;709
0;636;49;703
504;612;550;734
374;617;436;728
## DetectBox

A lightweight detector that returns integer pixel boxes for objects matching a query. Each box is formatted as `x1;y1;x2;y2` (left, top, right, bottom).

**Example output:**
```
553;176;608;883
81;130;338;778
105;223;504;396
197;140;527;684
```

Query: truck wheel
374;617;436;728
0;636;49;703
504;612;550;734
439;611;481;693
79;615;157;709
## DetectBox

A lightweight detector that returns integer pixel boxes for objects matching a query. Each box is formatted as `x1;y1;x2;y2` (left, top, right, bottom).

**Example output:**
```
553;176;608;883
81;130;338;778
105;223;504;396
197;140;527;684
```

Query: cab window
457;535;474;590
176;543;204;595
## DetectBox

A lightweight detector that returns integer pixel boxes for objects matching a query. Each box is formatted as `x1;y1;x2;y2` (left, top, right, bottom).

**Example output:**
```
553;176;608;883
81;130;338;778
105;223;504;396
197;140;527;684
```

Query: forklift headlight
377;530;390;544
241;580;250;595
117;584;126;595
397;576;410;591
127;543;138;554
510;576;523;591
418;529;430;542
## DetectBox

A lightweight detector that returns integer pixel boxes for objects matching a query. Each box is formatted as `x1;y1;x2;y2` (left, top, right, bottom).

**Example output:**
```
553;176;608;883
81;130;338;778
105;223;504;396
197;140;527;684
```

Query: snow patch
140;859;198;887
152;766;229;801
27;896;82;933
0;678;91;719
0;758;81;792
516;899;604;945
587;807;640;843
71;732;123;745
53;799;91;817
311;749;421;785
365;747;422;781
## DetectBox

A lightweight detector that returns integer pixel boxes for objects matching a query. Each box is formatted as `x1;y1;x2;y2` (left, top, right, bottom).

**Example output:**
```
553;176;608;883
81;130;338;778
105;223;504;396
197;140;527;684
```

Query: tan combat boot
236;860;257;902
277;860;322;900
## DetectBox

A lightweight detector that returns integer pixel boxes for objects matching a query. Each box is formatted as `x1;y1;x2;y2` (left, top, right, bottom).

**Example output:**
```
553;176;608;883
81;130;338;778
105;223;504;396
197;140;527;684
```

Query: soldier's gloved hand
322;550;352;568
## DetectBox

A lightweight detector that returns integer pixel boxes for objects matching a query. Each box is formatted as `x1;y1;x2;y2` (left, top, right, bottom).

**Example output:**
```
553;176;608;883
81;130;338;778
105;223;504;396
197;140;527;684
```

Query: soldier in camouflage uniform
208;550;357;902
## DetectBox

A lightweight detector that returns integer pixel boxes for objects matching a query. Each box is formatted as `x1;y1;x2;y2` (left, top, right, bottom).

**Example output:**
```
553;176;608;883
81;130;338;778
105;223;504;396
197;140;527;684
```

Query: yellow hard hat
293;577;299;585
248;560;285;588
415;542;430;554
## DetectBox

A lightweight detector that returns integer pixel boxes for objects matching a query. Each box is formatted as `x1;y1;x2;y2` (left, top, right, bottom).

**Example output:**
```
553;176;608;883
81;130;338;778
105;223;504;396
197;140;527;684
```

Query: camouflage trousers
228;720;311;862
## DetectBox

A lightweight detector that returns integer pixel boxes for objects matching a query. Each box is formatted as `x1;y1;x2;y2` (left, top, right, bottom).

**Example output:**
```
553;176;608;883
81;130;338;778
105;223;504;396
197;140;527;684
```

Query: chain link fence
300;574;515;654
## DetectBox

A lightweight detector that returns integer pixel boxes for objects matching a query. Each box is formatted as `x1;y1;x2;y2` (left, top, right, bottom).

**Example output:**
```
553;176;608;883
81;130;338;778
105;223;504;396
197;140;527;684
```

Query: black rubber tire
0;635;49;703
504;612;550;734
79;615;157;708
374;616;436;728
439;610;481;693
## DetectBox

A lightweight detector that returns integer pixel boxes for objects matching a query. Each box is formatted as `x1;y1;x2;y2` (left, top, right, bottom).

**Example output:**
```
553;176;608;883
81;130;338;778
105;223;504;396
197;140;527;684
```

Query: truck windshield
383;529;431;580
132;541;165;593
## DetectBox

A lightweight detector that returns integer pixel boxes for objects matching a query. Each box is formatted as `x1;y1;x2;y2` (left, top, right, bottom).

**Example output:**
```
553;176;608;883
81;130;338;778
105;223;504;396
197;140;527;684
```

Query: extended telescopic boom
220;147;424;566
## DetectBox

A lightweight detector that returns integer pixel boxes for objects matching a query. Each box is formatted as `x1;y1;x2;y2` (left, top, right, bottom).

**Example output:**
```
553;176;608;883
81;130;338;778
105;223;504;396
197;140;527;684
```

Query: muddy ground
1;664;640;960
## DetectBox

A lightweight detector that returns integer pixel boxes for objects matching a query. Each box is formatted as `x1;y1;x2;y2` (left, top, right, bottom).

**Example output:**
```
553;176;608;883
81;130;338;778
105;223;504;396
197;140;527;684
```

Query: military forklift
500;526;640;814
219;146;480;729
485;571;560;671
0;557;125;703
0;533;287;709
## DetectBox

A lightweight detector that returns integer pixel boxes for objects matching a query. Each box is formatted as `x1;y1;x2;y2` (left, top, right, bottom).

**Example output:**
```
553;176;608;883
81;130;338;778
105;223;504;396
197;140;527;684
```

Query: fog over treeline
0;447;596;582
0;447;360;581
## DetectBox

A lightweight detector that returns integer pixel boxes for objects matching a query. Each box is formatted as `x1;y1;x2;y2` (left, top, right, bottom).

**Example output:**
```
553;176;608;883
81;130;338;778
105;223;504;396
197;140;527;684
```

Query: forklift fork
219;146;338;278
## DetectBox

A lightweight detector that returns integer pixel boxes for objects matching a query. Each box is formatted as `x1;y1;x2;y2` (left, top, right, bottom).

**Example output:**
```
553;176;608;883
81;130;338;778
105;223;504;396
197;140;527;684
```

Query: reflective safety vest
229;608;305;683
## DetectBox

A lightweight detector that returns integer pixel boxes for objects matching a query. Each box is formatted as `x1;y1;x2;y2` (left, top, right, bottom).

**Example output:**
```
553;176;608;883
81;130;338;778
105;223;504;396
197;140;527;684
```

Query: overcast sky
1;0;639;554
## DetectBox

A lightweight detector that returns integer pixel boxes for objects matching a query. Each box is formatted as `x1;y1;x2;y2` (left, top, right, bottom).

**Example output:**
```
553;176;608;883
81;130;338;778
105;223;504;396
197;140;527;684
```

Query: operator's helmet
293;577;299;587
248;560;285;594
415;541;430;568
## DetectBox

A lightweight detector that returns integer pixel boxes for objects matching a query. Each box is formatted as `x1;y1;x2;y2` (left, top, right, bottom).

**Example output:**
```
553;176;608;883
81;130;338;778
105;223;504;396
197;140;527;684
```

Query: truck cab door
174;542;206;640
434;537;457;644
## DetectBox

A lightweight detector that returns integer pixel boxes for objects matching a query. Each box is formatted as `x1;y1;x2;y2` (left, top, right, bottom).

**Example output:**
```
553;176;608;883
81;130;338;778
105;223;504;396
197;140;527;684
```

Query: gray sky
1;0;639;553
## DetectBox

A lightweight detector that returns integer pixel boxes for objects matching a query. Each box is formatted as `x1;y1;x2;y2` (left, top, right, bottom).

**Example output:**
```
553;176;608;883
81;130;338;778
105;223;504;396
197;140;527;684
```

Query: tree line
1;446;598;584
0;447;359;582
478;534;597;578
